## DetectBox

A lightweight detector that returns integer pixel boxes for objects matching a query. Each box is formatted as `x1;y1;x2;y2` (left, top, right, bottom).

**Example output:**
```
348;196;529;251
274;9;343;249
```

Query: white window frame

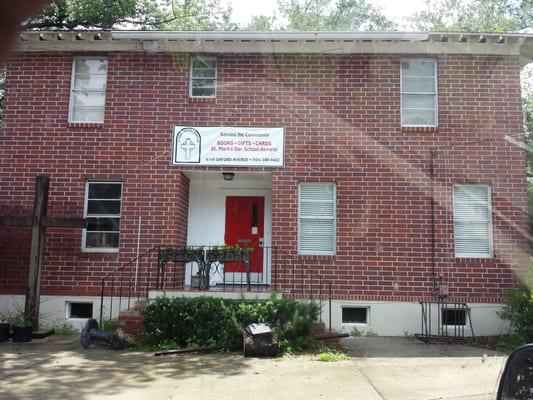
453;184;493;258
82;181;122;253
400;58;438;127
341;306;370;326
297;182;336;256
189;56;217;99
68;56;108;123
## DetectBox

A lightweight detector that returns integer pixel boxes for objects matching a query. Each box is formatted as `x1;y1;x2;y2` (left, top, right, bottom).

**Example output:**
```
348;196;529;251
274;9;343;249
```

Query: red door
224;196;264;273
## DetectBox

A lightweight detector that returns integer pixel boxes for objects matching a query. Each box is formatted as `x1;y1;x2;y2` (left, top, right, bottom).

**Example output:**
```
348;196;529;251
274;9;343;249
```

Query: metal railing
99;244;336;328
418;300;475;342
99;246;159;325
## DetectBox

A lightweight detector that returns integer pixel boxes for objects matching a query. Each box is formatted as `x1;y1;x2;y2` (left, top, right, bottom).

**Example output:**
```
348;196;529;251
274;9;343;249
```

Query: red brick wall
0;52;528;303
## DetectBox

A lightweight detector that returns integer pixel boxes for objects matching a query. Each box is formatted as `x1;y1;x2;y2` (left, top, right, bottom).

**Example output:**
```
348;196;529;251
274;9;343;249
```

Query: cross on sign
181;138;196;160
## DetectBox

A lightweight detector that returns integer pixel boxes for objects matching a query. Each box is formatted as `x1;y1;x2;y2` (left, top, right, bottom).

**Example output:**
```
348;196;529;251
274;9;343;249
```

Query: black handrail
98;244;335;328
99;246;159;326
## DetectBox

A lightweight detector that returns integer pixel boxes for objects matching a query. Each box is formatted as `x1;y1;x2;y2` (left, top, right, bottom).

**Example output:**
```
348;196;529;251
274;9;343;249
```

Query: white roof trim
15;31;533;65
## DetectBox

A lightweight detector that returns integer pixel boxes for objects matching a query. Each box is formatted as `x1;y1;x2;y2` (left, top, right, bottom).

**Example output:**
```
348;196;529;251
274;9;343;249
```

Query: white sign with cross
172;126;284;167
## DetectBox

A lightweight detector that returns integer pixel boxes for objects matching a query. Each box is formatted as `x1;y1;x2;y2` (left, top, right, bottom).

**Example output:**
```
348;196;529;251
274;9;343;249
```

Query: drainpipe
430;149;437;297
134;51;147;289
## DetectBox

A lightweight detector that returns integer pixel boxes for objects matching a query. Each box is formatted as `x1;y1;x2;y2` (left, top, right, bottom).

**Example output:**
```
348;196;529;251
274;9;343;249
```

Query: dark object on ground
497;343;533;400
13;326;33;342
243;324;278;357
0;323;10;342
315;332;350;341
32;328;54;339
80;318;125;350
154;344;223;356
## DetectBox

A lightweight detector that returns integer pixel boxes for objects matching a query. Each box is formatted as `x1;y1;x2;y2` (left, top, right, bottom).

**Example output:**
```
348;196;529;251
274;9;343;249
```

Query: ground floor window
441;308;467;326
342;307;369;324
298;182;336;255
66;302;93;319
83;181;122;251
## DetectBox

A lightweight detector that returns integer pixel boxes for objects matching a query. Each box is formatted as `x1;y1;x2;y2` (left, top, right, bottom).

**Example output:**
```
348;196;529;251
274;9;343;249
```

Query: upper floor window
69;58;107;123
400;59;437;127
83;181;122;252
189;56;216;98
453;184;493;258
298;183;336;255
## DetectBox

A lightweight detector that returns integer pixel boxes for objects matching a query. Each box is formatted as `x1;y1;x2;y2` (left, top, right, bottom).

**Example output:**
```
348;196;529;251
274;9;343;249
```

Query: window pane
192;79;216;88
72;92;105;107
192;58;216;70
402;94;436;109
192;86;216;97
453;185;491;257
442;309;466;326
401;60;435;77
88;183;122;199
71;107;104;122
87;200;121;215
299;219;335;253
192;67;216;78
402;109;435;126
74;74;107;91
85;232;119;248
86;217;120;231
75;59;107;75
342;307;368;324
300;202;334;218
402;77;436;93
300;184;335;201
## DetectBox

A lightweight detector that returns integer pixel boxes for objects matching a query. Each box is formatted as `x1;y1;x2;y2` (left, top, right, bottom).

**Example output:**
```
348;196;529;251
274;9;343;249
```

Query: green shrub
499;283;533;343
350;327;362;337
142;295;318;353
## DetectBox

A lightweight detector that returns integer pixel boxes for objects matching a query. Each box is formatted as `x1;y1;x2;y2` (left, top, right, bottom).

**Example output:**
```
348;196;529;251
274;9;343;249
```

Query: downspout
430;149;437;297
134;51;147;289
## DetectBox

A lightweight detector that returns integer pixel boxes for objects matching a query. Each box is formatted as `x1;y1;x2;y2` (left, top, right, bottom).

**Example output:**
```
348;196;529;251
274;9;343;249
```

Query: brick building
0;31;532;335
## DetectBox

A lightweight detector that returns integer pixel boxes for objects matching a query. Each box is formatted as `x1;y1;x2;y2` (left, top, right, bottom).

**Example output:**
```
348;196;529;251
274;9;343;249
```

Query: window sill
189;97;217;102
68;122;105;129
401;126;439;133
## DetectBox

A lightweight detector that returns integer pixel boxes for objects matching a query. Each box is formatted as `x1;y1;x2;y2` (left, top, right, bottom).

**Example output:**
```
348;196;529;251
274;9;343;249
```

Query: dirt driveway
0;336;506;400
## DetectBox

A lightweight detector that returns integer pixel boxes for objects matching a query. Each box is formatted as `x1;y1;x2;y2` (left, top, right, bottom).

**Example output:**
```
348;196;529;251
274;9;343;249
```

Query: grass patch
316;349;350;362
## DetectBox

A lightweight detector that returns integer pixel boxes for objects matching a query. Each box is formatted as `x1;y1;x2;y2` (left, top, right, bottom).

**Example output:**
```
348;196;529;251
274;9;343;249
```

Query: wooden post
24;175;49;330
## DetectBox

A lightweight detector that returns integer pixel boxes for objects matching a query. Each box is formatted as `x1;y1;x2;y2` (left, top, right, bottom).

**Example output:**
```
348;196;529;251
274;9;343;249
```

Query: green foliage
365;329;378;337
24;0;234;30
408;0;532;33
100;319;115;332
277;0;396;31
7;315;32;328
51;322;75;336
316;349;350;361
350;326;362;337
499;282;533;342
142;295;319;353
497;334;528;352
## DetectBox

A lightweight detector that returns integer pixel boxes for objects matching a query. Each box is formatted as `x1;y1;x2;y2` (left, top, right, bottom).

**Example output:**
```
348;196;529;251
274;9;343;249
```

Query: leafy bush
499;284;533;343
142;295;319;352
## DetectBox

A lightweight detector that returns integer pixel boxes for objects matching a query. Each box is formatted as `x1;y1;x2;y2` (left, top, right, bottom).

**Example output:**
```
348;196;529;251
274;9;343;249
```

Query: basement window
66;302;93;319
342;307;368;324
441;308;467;326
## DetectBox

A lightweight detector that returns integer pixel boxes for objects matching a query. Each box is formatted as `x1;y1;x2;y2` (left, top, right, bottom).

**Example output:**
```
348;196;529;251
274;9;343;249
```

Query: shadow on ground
340;336;504;358
0;336;249;400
